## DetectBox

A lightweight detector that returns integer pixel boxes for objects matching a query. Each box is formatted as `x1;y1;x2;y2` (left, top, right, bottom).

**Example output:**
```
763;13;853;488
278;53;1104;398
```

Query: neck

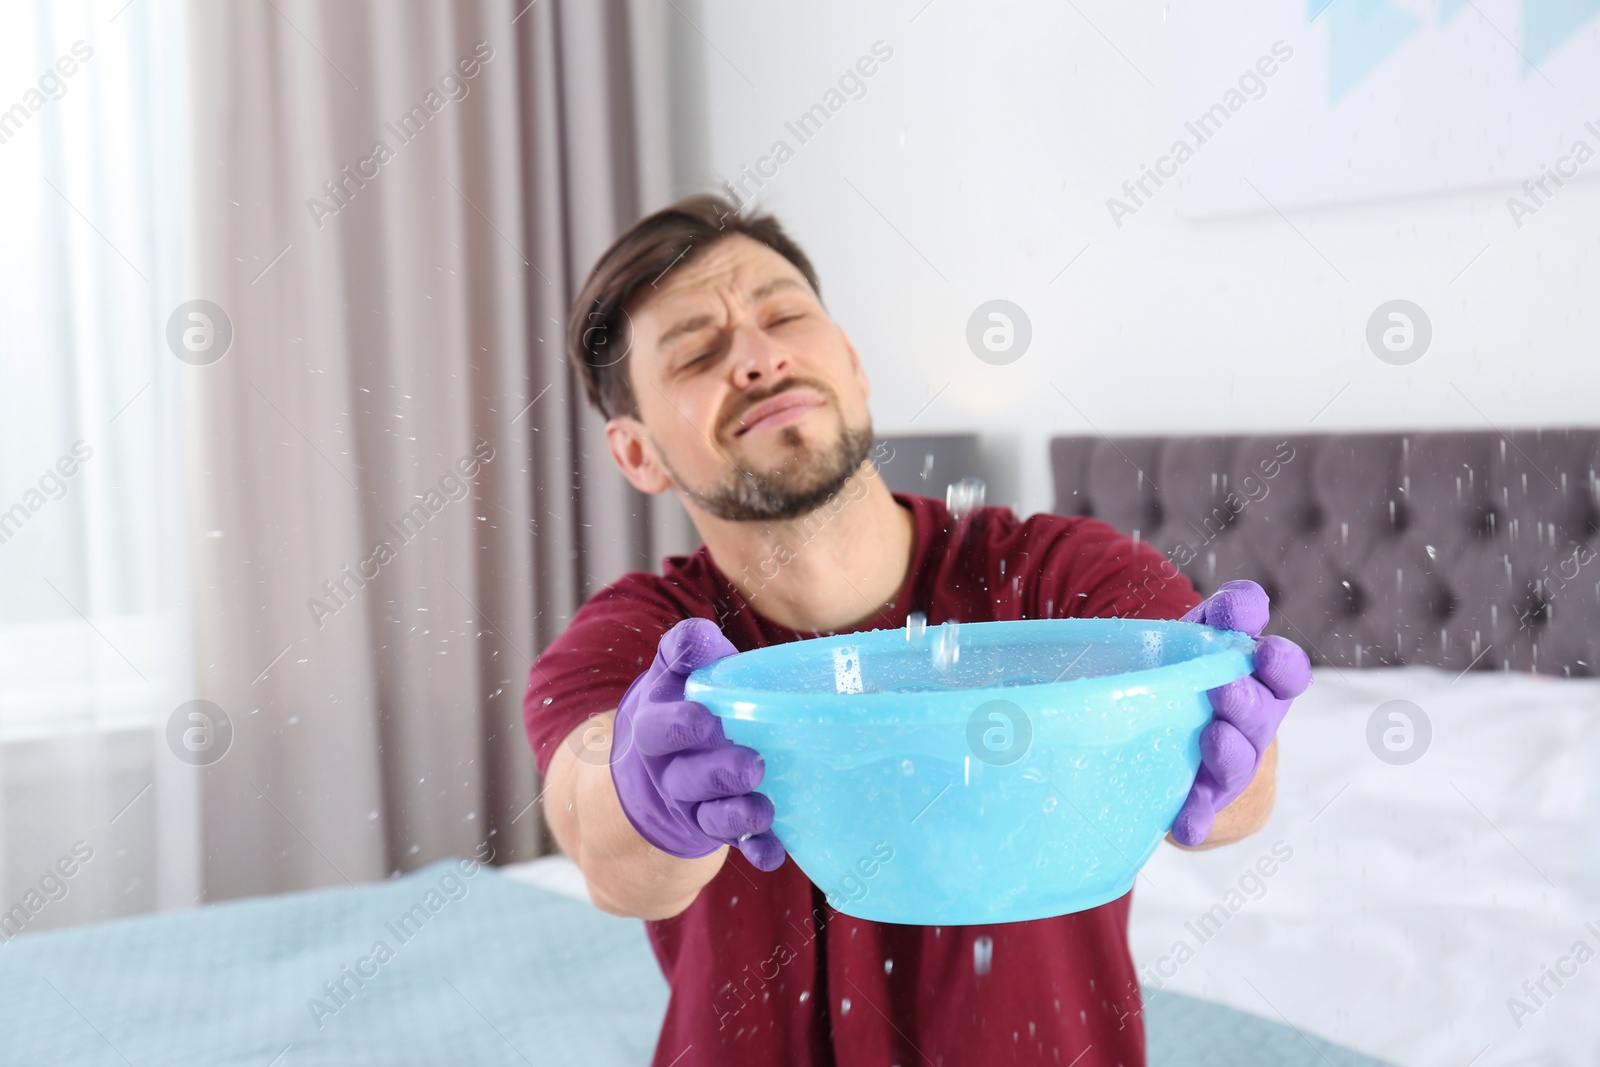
683;460;915;633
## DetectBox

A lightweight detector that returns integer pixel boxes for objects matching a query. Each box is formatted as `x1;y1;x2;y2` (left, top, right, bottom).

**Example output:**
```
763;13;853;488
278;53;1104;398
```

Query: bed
0;851;1393;1066
1051;428;1600;1067
3;428;1594;1066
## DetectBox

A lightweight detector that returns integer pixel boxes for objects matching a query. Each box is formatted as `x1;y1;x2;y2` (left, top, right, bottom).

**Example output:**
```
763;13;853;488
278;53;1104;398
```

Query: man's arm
543;711;727;920
1166;738;1277;851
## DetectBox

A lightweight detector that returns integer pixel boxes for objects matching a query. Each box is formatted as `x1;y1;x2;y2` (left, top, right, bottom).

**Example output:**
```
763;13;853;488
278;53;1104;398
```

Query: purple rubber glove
609;618;787;872
1171;580;1312;846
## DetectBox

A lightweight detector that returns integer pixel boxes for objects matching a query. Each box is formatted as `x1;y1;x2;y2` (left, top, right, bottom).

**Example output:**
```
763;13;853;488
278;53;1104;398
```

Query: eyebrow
653;276;806;350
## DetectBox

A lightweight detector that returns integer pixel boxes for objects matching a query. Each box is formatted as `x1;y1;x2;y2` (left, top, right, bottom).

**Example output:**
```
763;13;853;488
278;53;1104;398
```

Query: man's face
612;234;875;522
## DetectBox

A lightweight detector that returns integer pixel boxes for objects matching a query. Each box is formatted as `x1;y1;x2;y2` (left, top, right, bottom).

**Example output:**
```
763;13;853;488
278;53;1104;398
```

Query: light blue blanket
0;859;1391;1066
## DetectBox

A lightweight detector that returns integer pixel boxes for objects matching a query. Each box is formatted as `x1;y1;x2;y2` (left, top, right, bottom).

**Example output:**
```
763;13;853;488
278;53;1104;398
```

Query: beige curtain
184;0;683;901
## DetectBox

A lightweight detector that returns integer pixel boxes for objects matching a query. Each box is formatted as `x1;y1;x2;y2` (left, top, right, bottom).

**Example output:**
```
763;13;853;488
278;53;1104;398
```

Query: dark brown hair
567;194;823;420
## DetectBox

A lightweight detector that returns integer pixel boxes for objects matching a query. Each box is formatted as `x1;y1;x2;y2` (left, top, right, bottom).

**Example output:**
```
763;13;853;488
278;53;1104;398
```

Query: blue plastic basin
684;617;1257;926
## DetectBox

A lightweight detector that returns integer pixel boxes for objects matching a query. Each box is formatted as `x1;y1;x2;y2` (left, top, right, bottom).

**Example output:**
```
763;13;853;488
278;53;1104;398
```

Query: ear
605;415;673;494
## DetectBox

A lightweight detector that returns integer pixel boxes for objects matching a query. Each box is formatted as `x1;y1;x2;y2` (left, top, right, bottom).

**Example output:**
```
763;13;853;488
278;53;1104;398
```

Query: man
523;194;1311;1066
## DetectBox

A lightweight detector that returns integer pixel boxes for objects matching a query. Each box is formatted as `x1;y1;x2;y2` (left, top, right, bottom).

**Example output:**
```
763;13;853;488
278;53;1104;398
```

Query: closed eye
673;335;724;371
678;312;801;370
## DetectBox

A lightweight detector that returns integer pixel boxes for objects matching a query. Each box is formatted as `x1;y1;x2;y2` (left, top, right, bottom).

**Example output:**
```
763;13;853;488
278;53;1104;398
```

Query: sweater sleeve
521;575;685;778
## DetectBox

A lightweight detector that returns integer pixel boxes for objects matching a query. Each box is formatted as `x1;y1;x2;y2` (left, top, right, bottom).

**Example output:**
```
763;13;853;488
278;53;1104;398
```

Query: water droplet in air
884;958;894;975
973;935;994;975
841;997;852;1016
932;621;961;671
946;477;986;522
905;611;927;643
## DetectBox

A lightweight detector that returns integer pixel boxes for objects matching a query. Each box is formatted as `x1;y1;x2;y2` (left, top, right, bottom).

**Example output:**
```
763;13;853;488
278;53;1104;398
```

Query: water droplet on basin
900;759;915;776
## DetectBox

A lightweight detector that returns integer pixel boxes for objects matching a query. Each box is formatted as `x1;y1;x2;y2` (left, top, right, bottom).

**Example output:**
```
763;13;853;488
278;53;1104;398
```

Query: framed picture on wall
1162;0;1600;218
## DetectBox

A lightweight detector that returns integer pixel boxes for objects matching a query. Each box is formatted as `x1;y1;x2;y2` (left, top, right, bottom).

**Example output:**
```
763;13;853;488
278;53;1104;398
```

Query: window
0;0;196;926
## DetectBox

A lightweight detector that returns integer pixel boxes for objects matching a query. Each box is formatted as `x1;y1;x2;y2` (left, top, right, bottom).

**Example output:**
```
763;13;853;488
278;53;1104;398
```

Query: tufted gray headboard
1050;430;1600;678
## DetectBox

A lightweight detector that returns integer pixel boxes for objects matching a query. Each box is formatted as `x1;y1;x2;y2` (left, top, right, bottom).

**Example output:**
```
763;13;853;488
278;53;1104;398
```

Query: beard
665;401;876;523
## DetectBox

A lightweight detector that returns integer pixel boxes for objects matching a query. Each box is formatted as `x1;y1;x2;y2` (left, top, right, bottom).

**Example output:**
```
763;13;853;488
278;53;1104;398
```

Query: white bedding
509;666;1600;1067
502;851;591;902
1131;665;1600;1067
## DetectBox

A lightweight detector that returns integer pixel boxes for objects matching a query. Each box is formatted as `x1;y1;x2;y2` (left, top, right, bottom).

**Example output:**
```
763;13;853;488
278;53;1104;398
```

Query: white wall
671;0;1600;521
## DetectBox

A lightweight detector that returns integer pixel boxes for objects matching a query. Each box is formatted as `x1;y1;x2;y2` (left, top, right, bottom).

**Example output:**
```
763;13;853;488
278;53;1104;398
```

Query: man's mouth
732;389;826;437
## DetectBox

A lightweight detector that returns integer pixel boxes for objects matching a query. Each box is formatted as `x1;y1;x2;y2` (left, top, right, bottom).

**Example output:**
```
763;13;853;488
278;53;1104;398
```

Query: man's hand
611;617;787;871
1170;580;1311;847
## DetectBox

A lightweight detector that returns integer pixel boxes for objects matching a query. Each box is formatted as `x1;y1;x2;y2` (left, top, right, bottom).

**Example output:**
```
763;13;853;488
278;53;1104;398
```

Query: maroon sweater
524;492;1201;1066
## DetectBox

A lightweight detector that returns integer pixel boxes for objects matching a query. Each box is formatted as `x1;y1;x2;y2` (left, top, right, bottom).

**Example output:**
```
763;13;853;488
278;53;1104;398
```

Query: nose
727;318;792;392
